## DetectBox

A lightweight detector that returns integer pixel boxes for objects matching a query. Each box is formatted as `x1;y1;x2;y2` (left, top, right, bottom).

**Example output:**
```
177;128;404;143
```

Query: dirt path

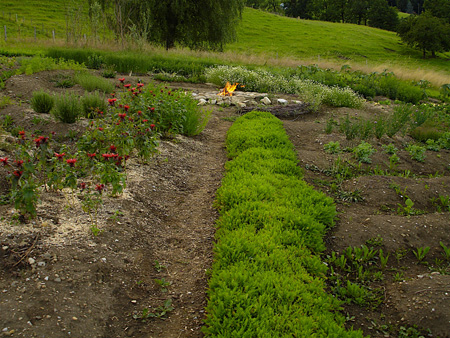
0;76;234;337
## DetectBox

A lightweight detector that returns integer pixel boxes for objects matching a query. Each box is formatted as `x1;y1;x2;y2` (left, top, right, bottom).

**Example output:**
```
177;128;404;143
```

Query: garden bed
0;64;449;337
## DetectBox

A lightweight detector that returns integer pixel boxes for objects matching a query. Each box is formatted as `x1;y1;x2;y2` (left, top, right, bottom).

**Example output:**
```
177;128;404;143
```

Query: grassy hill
229;8;450;82
0;3;449;84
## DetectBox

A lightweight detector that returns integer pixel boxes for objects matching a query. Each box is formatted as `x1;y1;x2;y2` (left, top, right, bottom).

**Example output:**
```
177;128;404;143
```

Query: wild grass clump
204;111;364;337
74;72;114;93
18;56;85;75
52;93;81;123
81;91;107;119
31;91;54;114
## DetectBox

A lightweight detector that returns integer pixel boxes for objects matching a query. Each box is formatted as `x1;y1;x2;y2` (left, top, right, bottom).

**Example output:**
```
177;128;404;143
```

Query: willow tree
95;0;245;50
147;0;245;50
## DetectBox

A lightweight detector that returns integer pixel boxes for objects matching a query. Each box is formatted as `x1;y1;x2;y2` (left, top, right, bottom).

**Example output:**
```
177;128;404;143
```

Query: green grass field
0;3;449;85
228;8;450;81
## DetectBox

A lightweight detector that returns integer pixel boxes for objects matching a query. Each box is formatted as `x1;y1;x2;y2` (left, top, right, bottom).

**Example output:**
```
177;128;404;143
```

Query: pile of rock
192;91;302;108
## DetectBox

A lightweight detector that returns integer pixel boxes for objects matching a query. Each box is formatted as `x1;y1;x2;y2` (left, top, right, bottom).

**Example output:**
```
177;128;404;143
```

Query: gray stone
277;99;288;105
261;97;271;105
197;99;207;106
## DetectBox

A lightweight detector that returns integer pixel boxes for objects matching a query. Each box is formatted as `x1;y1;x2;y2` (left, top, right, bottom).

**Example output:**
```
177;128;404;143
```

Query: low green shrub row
204;111;364;337
205;66;364;110
291;65;426;104
46;48;215;81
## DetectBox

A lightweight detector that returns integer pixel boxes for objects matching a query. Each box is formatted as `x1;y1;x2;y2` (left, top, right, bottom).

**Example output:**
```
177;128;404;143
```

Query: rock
277;99;288;105
292;100;303;104
236;102;246;108
261;97;271;105
28;258;36;265
210;99;217;105
197;99;207;106
54;277;62;283
37;262;46;267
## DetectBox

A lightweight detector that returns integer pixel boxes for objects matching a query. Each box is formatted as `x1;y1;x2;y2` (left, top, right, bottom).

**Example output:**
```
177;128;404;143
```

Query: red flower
128;117;133;122
110;93;115;97
95;183;105;193
18;131;25;136
108;98;117;106
98;111;104;116
98;127;104;131
137;110;142;116
110;144;117;153
13;170;23;178
119;78;125;83
123;105;130;112
54;152;66;160
118;113;127;120
124;84;131;89
150;124;155;130
149;107;155;112
87;153;96;159
34;136;49;148
0;157;8;166
137;83;144;88
142;119;148;123
79;182;87;191
15;160;24;167
66;158;77;167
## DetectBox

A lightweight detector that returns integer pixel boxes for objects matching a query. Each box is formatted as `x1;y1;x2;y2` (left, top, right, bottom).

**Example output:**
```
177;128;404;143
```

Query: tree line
86;0;449;58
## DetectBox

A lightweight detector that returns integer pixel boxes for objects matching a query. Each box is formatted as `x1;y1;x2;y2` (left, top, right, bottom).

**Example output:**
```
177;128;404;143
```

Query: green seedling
413;246;430;263
133;299;174;322
379;249;389;269
154;260;166;272
154;278;172;292
440;242;450;261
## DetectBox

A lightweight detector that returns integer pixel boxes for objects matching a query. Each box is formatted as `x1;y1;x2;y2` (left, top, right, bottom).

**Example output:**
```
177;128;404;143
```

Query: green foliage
18;56;85;75
30;91;54;114
205;66;364;110
205;111;363;337
406;144;426;162
74;72;114;93
324;141;341;154
398;11;450;57
52;93;81;123
367;0;399;31
413;246;430;263
353;142;376;163
81;91;107;118
382;143;398;154
86;54;104;70
386;104;413;137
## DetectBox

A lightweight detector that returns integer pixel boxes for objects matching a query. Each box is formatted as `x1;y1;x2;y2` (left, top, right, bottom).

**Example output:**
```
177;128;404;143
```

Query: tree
367;0;399;31
397;11;450;57
423;0;450;23
96;0;245;50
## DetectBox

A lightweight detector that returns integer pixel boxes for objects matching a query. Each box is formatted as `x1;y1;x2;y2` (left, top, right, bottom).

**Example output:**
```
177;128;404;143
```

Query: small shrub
101;68;116;78
87;54;104;70
339;114;358;140
406;144;426;162
81;91;107;119
324;118;336;134
52;75;75;88
31;91;54;114
386;104;412;137
382;143;398;154
373;116;386;139
357;118;373;140
439;132;450;149
324;141;341;154
74;72;114;93
52;93;81;123
425;139;441;151
353;141;376;163
410;120;443;142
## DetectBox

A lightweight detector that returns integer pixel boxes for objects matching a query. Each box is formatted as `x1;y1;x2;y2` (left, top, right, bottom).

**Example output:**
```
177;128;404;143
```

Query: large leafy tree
397;11;450;57
367;0;399;31
95;0;244;50
423;0;450;23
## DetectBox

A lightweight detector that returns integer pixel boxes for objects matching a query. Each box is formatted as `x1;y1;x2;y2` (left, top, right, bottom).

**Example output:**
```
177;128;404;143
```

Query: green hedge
203;111;364;337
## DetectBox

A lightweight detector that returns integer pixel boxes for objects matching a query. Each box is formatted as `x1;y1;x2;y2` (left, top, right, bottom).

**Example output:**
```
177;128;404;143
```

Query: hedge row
203;111;364;337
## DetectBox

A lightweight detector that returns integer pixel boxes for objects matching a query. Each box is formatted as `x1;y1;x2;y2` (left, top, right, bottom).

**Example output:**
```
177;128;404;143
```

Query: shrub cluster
203;111;364;337
205;66;364;110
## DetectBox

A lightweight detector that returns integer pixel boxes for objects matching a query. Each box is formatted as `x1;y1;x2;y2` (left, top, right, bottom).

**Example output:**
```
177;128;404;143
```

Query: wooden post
15;14;17;22
4;25;6;42
52;30;55;42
